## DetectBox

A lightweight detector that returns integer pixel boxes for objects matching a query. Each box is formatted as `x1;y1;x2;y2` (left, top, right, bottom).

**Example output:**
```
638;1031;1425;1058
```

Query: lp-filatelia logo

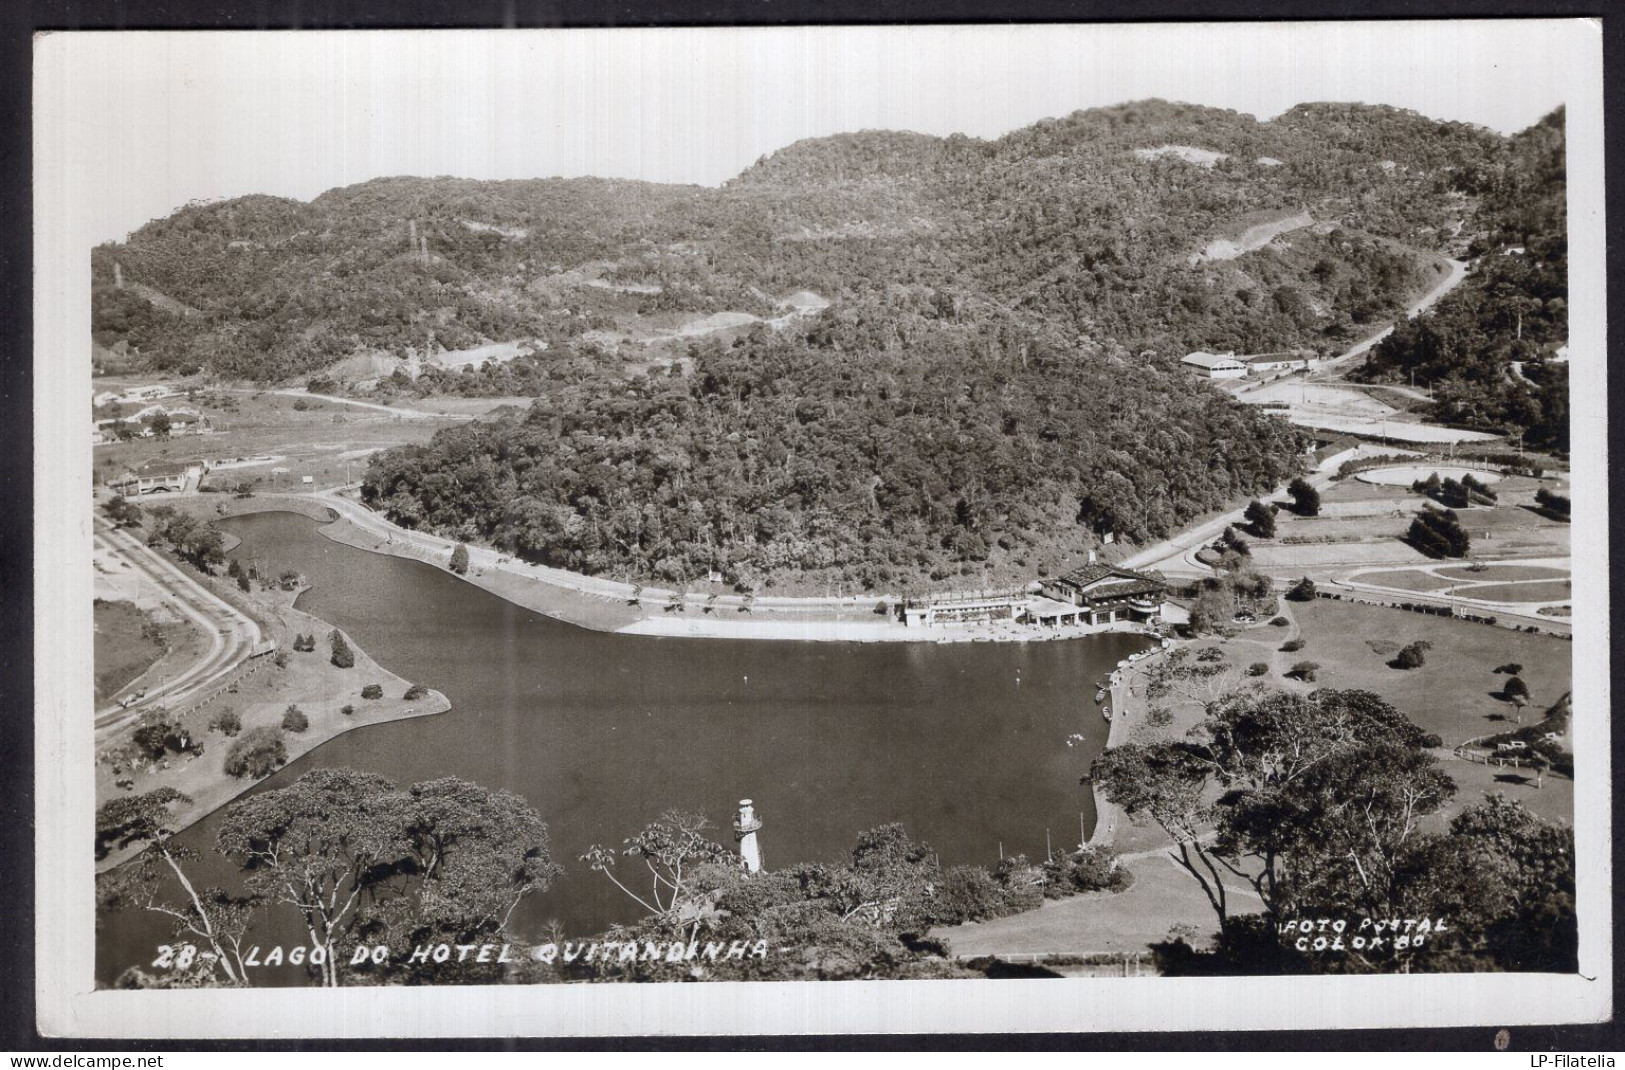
1529;1058;1616;1067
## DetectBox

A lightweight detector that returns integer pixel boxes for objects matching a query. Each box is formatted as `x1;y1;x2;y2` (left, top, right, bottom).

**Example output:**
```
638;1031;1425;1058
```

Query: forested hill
96;99;1507;381
1353;107;1568;452
98;100;1541;590
362;319;1308;594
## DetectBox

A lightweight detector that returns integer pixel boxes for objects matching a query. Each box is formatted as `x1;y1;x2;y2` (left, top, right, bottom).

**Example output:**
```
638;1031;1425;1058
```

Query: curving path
94;518;264;738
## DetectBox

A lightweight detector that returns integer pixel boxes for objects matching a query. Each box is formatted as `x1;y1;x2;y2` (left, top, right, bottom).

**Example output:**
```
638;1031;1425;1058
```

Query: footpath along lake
97;511;1150;985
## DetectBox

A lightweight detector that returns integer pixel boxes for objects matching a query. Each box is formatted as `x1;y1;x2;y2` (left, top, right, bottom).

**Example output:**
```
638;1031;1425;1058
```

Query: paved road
94;518;264;738
1313;257;1470;378
1117;466;1340;577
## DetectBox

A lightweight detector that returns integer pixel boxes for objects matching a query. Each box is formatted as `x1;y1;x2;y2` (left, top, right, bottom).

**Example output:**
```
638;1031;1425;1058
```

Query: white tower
733;799;763;874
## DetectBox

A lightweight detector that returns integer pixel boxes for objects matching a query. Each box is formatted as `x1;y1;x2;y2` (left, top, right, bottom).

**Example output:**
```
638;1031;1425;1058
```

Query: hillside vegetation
96;100;1503;381
1354;108;1568;452
95;99;1550;590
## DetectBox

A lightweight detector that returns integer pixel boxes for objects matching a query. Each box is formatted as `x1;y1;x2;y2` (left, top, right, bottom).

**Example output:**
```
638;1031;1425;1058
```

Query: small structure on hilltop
1181;351;1247;379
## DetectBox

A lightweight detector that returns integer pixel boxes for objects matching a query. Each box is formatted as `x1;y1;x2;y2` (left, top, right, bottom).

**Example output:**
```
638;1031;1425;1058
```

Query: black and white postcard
32;20;1609;1038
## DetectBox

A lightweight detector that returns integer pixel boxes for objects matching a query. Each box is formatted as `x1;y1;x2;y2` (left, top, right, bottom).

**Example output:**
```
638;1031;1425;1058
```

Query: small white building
1237;350;1314;375
1182;351;1247;379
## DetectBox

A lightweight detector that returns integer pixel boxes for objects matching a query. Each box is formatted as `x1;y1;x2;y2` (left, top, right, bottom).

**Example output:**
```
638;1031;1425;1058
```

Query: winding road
94;517;265;739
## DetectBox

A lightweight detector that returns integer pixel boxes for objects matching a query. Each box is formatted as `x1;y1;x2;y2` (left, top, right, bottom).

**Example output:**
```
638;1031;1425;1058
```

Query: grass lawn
95;390;449;494
95;595;450;869
934;854;1262;958
1452;580;1572;603
1435;563;1569;583
93;599;166;703
1291;597;1572;748
1354;568;1456;592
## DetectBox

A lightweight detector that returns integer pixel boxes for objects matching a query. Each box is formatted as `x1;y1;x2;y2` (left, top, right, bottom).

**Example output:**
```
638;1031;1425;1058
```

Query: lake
97;511;1147;984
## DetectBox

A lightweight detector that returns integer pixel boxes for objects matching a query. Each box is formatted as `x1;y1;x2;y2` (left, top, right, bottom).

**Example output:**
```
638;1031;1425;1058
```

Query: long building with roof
897;558;1167;629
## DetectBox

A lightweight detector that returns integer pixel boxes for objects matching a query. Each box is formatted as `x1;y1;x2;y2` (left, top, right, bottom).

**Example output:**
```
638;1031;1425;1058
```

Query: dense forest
363;311;1307;592
1354;108;1569;452
96;99;1552;589
94;100;1504;381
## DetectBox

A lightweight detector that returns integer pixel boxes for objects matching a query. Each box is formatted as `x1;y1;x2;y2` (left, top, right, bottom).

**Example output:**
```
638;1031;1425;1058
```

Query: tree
1502;675;1530;702
1391;640;1432;670
103;495;144;529
449;543;470;575
1393;796;1575;972
404;683;429;700
1093;688;1454;935
214;769;560;985
149;412;172;438
236;573;251;593
329;629;355;669
223;726;287;779
1247;662;1269;677
341;704;356;716
1286;576;1318;602
1243;499;1277;539
1287;661;1320;681
361;683;383;699
582;809;733;918
281;705;309;733
209;707;242;737
1287;477;1321;517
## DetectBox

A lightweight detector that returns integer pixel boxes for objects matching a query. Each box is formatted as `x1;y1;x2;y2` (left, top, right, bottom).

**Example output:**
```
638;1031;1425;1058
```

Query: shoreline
201;492;1165;646
1087;638;1177;848
95;525;453;872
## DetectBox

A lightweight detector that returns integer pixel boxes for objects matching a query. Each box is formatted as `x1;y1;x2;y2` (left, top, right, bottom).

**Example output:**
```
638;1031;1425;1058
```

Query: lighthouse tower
733;799;763;874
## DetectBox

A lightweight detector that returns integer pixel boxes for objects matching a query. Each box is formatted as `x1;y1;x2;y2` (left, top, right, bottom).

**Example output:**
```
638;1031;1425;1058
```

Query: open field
1291;597;1572;756
94;389;450;494
93;600;167;703
1286;414;1501;444
1353;569;1456;593
1453;580;1571;603
1243;379;1397;415
1435;563;1569;583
